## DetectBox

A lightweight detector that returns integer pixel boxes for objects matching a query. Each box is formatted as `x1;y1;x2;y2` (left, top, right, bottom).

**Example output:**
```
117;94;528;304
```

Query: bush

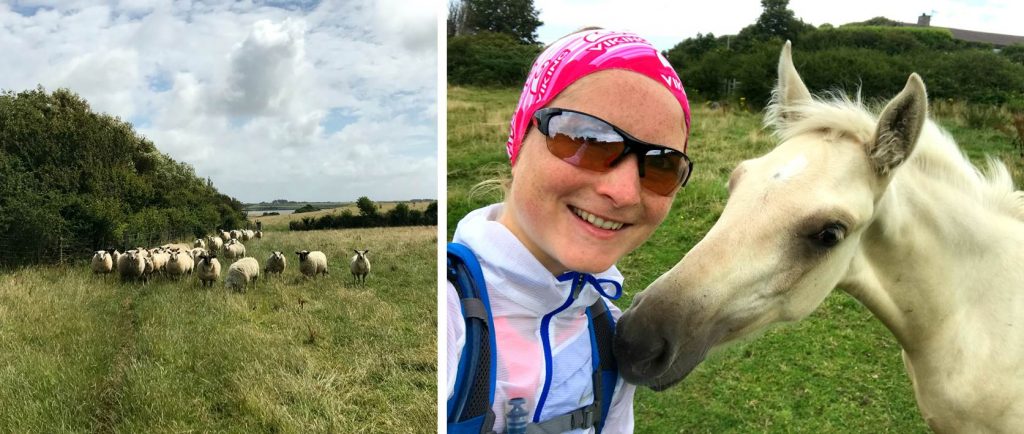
293;204;320;214
0;87;245;266
448;32;542;86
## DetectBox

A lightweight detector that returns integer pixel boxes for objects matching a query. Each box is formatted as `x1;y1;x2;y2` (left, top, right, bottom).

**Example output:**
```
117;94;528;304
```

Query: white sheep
225;257;259;292
296;250;328;277
196;253;221;287
111;249;122;267
230;230;241;240
149;248;170;274
117;249;146;281
223;239;246;259
219;230;231;242
193;238;206;249
91;250;113;275
255;230;263;239
350;249;371;284
206;236;223;252
190;247;207;261
165;248;194;278
265;251;287;275
142;256;156;283
241;229;253;241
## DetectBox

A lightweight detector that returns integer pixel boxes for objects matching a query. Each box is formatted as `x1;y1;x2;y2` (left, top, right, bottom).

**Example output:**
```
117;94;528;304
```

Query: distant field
250;202;434;232
0;226;437;433
448;85;1024;432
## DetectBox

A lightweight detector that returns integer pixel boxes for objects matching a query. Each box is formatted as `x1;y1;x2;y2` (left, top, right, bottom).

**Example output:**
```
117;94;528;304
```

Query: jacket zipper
533;273;586;423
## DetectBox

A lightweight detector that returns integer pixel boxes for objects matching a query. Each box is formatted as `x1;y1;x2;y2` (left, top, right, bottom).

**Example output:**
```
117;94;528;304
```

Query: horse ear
869;73;928;177
771;41;812;123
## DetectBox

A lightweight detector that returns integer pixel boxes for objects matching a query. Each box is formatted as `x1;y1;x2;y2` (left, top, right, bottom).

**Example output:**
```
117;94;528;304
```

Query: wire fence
0;223;259;268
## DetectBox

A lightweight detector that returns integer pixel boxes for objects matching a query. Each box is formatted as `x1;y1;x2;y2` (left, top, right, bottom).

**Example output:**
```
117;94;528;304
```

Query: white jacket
447;203;636;434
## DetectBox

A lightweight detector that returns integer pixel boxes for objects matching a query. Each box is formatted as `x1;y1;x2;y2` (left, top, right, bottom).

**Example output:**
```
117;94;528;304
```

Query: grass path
92;293;138;433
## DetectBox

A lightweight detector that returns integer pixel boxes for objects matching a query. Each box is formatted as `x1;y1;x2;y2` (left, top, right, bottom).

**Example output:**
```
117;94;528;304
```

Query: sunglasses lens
639;149;686;195
540;109;691;196
545;112;625;172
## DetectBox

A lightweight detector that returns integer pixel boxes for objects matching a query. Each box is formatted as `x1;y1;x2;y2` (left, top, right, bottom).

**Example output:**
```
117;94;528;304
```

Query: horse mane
764;90;1024;221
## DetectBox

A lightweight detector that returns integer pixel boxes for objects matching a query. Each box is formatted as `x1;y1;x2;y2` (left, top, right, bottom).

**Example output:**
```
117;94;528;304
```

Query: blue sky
534;0;1024;50
0;0;438;203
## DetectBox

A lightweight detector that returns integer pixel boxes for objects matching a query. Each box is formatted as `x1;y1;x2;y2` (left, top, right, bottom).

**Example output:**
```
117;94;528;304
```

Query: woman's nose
594;154;643;207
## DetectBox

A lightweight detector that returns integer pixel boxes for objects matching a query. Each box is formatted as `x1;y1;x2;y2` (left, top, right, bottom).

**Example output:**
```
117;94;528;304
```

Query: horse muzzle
614;299;714;391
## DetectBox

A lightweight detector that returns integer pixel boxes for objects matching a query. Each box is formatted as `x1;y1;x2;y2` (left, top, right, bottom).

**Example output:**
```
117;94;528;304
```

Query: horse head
613;41;929;391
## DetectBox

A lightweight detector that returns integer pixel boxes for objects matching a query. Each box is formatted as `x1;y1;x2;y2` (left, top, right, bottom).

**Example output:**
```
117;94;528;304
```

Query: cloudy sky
535;0;1024;50
0;0;437;203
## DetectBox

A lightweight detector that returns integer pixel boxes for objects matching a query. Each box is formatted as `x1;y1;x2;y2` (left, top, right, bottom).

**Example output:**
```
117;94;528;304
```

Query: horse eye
814;224;846;247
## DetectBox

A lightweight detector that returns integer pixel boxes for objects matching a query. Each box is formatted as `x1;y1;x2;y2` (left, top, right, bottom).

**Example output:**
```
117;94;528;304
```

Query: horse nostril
615;313;672;380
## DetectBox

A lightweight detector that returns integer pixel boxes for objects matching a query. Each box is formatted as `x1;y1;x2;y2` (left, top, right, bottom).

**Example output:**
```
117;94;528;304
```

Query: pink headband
506;29;691;164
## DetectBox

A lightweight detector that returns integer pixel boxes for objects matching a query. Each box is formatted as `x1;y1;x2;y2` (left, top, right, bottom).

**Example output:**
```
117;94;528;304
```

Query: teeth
573;207;625;231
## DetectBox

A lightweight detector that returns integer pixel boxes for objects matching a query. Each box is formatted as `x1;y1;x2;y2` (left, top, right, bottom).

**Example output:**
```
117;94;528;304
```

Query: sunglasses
532;108;693;196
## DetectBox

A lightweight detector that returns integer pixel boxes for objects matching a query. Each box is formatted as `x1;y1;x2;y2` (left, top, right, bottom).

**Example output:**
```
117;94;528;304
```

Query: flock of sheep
89;229;372;291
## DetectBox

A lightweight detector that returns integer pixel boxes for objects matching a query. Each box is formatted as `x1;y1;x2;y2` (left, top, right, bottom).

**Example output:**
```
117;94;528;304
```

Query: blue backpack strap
446;242;498;434
587;298;618;434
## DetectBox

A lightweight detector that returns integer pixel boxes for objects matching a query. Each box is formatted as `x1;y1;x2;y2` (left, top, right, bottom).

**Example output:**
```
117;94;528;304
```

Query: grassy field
251;202;434;232
0;224;437;433
447;85;1024;432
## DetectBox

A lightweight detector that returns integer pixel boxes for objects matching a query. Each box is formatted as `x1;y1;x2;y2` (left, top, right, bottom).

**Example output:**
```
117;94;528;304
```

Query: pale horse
613;42;1024;432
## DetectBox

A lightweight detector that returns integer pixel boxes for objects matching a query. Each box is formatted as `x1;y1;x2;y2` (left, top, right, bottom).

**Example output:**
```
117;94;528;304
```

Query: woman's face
499;69;688;274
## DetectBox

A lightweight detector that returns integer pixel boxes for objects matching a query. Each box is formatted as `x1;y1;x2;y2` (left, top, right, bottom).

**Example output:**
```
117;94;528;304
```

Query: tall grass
447;85;1023;432
0;226;436;433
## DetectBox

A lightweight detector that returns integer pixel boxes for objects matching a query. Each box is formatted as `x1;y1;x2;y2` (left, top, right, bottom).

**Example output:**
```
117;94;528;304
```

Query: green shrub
448;32;542;86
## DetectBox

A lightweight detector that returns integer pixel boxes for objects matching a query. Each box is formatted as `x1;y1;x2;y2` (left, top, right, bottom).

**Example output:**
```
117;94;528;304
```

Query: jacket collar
453;203;624;315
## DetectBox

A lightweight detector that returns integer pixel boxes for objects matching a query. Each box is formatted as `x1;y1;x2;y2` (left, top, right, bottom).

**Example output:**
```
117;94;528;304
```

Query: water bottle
506;397;528;434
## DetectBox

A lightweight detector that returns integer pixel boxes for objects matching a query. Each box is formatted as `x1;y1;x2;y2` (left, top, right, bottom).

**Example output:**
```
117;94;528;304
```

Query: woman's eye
814;224;845;248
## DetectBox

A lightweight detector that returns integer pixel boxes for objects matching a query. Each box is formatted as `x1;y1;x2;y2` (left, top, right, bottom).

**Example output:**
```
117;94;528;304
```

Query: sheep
142;256;156;283
193;238;206;249
350;249;371;284
241;230;252;241
117;249;146;281
230;230;241;240
165;248;194;278
149;248;170;274
206;235;223;252
225;257;259;292
196;253;221;287
219;230;231;242
223;239;246;259
296;250;328;278
190;247;207;261
265;251;287;275
255;230;263;239
91;250;114;275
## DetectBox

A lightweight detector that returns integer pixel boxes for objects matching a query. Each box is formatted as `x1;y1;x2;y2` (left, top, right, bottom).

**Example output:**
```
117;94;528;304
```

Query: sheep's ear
364;250;369;254
769;41;812;127
353;249;359;254
869;73;927;177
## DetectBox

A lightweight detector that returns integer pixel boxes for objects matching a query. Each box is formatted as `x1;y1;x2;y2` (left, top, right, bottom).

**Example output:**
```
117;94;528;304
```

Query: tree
737;0;814;46
447;0;468;37
461;0;543;44
356;196;378;217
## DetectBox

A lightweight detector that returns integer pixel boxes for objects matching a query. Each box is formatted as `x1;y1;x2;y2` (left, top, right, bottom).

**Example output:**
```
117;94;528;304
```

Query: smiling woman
445;28;692;434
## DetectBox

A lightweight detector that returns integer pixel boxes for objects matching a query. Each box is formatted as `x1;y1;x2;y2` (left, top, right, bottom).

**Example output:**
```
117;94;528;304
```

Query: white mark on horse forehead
772;155;808;181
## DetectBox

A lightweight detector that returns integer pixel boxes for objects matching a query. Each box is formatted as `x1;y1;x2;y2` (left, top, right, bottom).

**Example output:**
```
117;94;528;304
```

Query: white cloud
1;0;438;203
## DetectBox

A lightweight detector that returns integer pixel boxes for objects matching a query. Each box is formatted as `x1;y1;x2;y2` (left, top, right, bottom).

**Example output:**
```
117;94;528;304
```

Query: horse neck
840;140;1024;353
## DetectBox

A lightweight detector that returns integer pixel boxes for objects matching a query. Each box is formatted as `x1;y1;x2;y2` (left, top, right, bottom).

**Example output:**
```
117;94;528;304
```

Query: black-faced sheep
296;250;328;277
196;253;221;287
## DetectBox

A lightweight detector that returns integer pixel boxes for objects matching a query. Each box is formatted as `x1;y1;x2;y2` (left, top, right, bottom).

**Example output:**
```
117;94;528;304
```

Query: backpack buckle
572;406;595;429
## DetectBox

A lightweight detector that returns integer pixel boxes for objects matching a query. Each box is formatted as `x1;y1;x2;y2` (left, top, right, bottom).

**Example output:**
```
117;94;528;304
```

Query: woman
447;28;692;434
